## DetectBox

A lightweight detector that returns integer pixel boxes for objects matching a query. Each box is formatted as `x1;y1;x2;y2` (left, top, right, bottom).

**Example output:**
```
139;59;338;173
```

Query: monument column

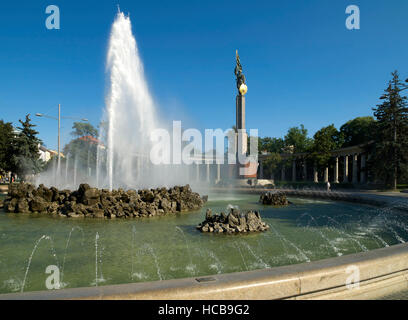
313;162;318;183
334;156;339;183
234;50;248;179
352;153;358;184
292;159;296;182
360;154;366;184
236;95;245;133
236;95;247;157
303;160;307;181
324;167;329;183
343;155;349;183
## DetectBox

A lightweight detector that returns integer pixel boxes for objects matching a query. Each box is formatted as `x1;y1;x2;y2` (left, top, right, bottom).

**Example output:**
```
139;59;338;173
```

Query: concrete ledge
1;243;408;300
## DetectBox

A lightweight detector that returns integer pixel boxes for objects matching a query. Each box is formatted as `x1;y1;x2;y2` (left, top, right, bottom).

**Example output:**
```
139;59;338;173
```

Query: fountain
2;185;408;295
34;10;193;191
105;11;157;190
2;10;408;300
2;182;206;218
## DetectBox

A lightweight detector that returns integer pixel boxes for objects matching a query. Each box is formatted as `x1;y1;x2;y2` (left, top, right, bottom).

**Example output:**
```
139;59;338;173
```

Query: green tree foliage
258;137;285;154
310;124;343;168
262;152;282;178
63;139;98;170
10;114;44;179
284;124;313;153
369;71;408;189
0;120;14;173
340;116;376;147
64;122;100;174
71;122;98;138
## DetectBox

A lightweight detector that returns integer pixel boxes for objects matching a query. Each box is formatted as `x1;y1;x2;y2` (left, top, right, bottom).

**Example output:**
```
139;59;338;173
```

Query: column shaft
360;154;366;184
303;160;307;181
352;154;358;184
343;155;349;183
313;163;318;183
334;157;339;183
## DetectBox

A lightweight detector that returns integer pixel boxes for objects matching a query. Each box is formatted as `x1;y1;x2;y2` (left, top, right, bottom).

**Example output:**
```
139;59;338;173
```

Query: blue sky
0;0;407;150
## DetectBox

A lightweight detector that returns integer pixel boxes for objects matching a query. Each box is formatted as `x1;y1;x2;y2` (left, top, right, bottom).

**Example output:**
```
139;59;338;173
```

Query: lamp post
36;104;88;168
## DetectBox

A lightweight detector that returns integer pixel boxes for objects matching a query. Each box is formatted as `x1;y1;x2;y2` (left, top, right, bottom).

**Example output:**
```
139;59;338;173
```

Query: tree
63;139;98;171
284;124;313;153
370;71;408;189
310;124;343;169
262;152;282;178
64;122;100;175
71;122;98;138
258;137;285;154
0;120;14;173
340;116;376;147
10;114;44;179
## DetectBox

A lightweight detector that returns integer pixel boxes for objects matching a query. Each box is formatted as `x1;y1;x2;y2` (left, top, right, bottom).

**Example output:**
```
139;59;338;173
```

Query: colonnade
258;149;368;184
192;162;222;183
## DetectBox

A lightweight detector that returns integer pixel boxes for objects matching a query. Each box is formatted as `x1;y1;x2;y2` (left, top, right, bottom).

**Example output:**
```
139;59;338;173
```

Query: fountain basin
1;243;408;300
0;191;407;296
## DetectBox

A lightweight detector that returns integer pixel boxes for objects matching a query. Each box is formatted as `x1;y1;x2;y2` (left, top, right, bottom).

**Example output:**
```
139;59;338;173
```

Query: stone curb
1;243;407;300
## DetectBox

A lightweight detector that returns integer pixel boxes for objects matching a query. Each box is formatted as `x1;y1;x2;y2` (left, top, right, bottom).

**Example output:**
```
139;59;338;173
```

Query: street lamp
35;104;88;167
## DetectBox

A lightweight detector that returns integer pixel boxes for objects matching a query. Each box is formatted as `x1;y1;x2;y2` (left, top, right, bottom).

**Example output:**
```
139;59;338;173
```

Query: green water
0;193;407;294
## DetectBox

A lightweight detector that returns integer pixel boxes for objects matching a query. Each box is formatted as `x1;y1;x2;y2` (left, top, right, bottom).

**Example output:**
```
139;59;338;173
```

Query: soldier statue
234;50;247;95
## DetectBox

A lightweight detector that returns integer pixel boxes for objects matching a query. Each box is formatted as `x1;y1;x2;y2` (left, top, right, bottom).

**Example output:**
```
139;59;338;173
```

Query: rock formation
196;208;269;234
259;191;288;206
2;183;206;218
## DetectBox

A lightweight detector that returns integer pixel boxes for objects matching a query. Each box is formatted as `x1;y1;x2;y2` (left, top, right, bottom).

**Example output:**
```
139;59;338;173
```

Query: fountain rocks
260;191;288;206
2;183;206;218
196;208;269;234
